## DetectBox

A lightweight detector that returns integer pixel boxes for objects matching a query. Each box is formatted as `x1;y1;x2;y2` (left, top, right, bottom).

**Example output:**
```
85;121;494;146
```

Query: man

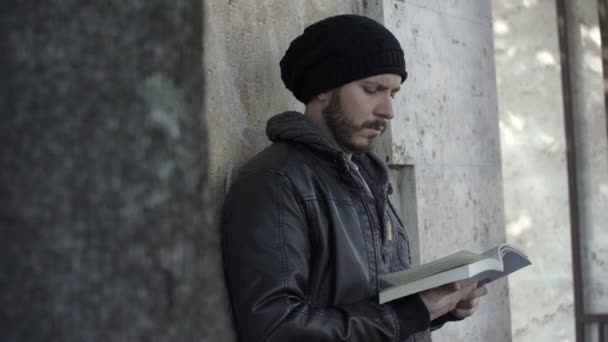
221;14;487;341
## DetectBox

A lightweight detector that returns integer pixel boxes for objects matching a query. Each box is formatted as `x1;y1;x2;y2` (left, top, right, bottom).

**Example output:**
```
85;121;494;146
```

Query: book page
379;258;503;303
501;249;531;274
482;244;502;259
380;250;487;285
477;244;531;283
379;243;532;303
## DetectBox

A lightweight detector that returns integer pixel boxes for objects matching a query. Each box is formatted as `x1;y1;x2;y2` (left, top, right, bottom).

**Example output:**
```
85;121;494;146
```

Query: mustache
361;120;387;132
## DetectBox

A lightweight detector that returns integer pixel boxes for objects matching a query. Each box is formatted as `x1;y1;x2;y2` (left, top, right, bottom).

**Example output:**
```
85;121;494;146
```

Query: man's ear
316;91;331;102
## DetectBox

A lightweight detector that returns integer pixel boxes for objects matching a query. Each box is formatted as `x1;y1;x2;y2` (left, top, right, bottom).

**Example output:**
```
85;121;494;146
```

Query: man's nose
375;96;394;120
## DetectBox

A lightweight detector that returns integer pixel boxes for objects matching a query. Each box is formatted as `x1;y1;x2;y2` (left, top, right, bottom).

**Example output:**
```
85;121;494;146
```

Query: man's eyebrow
362;81;401;92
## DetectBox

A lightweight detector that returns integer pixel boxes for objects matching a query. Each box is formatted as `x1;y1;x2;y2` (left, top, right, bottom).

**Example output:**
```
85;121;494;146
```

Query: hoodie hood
266;111;343;157
265;111;391;194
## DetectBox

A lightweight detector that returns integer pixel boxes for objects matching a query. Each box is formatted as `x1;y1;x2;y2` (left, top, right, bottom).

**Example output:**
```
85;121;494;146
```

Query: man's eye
364;88;377;94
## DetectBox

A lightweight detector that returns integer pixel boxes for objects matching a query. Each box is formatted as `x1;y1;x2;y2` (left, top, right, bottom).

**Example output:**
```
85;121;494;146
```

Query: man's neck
304;106;352;160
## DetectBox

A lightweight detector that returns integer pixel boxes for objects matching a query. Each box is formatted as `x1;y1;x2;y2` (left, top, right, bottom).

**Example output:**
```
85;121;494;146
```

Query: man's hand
418;282;486;321
450;283;488;319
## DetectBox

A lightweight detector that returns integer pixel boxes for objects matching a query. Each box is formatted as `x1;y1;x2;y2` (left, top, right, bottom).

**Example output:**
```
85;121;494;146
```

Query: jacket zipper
345;161;382;299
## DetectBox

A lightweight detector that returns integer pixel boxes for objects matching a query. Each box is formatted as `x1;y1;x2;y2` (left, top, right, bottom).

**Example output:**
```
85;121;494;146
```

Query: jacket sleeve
221;170;430;342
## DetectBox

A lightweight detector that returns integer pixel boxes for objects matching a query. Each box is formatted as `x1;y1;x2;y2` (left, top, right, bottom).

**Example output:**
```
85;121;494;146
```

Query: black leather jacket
222;112;445;341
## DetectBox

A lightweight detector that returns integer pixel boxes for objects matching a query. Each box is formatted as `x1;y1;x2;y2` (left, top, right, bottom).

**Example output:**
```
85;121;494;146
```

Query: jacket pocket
393;217;412;271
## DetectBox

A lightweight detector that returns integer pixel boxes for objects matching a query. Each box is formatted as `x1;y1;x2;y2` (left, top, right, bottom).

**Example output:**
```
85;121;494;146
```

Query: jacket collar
266;111;343;158
266;111;391;194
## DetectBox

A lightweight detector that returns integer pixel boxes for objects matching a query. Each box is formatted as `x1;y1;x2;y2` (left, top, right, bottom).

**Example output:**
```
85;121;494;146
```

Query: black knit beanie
280;14;407;104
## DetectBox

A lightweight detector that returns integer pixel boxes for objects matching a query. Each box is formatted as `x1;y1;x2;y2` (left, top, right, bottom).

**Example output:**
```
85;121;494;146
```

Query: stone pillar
0;1;226;341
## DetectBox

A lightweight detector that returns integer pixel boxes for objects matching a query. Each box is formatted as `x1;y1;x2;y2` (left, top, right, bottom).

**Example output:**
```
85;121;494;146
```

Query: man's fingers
459;283;477;298
447;284;487;319
459;284;487;301
455;297;480;310
433;289;465;317
419;285;468;320
451;306;478;319
442;290;465;308
422;282;487;320
468;285;488;299
475;285;488;296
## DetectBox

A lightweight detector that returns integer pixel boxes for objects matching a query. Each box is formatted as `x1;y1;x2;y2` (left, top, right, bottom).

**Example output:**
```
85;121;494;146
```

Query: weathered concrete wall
492;0;576;341
380;1;510;341
0;1;209;341
566;0;608;337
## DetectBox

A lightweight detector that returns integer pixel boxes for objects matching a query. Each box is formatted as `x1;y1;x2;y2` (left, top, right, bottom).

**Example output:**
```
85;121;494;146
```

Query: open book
379;243;531;304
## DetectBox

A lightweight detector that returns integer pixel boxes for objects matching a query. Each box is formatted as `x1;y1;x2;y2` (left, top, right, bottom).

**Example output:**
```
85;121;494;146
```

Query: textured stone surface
381;1;510;341
492;0;576;341
0;1;212;341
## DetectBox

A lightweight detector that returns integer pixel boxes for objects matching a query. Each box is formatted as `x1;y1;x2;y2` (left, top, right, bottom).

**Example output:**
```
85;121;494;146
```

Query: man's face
322;74;401;154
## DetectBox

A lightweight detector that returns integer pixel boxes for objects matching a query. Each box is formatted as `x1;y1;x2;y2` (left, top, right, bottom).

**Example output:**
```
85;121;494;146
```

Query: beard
322;91;386;154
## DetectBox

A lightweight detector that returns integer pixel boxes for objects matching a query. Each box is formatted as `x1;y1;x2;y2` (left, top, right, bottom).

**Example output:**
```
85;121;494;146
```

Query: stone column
0;1;229;341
